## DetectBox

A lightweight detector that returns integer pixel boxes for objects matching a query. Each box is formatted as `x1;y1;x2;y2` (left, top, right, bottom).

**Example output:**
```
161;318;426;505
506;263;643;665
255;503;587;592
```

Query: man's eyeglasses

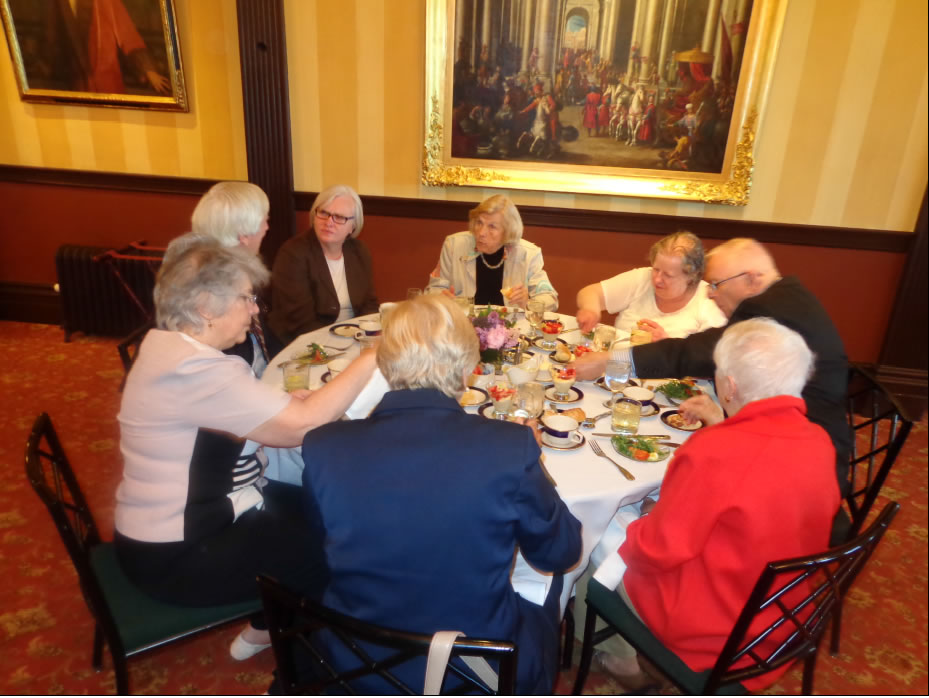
315;208;354;225
707;271;749;292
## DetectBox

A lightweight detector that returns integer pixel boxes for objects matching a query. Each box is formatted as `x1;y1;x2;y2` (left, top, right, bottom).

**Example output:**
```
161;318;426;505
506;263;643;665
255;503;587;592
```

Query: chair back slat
841;365;913;542
257;575;518;695
705;502;899;692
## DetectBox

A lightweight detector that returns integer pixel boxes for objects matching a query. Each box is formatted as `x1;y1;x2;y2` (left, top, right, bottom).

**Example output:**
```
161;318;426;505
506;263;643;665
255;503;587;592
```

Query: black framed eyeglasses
315;208;354;225
708;271;749;292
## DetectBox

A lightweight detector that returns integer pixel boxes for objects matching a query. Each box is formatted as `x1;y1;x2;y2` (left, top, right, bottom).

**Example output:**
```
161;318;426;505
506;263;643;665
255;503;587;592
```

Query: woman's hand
576;308;601;333
505;284;529;308
678;394;724;426
637;318;668;341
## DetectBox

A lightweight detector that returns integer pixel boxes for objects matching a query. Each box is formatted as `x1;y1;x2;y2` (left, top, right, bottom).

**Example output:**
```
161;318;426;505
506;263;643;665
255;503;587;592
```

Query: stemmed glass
526;300;545;339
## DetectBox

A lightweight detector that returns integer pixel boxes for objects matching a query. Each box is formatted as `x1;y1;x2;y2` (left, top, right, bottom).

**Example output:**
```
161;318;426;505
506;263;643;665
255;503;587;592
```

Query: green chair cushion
587;578;746;695
89;543;261;654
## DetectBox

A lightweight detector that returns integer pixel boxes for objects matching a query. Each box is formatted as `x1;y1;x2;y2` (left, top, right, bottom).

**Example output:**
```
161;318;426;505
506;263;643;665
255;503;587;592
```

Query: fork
589;440;636;481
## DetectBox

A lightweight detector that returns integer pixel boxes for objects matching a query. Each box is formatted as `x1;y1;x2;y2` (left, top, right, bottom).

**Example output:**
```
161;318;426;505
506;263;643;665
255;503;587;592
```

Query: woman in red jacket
597;318;840;690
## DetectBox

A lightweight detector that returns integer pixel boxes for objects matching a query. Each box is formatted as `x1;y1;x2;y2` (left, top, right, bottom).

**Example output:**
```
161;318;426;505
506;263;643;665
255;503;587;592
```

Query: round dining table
262;309;714;614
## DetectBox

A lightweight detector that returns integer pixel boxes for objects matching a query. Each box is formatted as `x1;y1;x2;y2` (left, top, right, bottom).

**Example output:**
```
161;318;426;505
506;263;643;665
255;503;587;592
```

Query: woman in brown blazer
269;185;379;345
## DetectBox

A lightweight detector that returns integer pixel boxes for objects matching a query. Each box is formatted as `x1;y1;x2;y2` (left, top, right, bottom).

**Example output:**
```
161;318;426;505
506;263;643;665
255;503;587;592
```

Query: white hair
468;194;524;245
191;181;269;247
311;184;364;238
713;318;814;404
376;295;479;398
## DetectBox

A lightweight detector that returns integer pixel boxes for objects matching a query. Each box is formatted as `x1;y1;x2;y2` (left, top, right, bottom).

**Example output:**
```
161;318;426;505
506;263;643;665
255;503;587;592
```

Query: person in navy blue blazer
300;294;582;694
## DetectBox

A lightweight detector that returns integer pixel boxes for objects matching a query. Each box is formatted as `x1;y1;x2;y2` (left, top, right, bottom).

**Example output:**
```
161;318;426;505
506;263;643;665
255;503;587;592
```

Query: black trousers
115;481;328;629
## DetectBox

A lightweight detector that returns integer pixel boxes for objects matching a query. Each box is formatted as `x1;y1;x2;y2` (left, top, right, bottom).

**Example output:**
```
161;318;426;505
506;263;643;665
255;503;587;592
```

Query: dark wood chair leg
562;603;575;669
92;624;104;670
113;651;130;695
802;649;818;695
571;600;599;694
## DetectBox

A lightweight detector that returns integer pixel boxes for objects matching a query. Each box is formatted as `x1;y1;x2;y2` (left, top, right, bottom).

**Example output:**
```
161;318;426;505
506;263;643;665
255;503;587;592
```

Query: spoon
580;411;610;428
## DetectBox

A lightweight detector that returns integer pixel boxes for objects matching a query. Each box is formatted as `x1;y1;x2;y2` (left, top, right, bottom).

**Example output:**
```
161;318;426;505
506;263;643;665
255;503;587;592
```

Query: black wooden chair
25;413;261;694
257;574;518;695
833;364;914;546
117;321;152;390
572;502;899;695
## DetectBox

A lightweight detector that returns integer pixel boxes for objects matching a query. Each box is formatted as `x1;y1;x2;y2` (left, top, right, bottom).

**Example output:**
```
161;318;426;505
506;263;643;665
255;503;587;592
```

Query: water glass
604;359;631;395
611;396;641;434
512;382;544;419
594;325;617;351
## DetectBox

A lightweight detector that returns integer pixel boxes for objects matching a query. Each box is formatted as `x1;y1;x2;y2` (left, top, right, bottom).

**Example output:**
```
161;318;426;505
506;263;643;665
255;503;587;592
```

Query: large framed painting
423;0;788;204
1;0;187;111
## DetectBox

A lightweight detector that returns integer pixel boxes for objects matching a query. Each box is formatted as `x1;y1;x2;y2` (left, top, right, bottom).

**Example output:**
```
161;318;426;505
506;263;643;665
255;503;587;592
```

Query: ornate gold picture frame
1;0;187;111
423;0;787;204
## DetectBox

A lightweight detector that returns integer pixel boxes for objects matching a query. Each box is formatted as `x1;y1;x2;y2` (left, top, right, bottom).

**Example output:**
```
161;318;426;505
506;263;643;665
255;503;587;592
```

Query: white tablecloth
263;312;711;613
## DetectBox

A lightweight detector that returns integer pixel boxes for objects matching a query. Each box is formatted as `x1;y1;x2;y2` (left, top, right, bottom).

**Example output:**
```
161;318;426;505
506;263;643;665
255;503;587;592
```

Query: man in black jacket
578;238;850;491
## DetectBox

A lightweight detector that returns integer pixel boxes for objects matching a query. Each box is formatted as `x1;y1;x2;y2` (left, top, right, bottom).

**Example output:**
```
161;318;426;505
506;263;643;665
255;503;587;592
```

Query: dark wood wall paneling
236;0;296;265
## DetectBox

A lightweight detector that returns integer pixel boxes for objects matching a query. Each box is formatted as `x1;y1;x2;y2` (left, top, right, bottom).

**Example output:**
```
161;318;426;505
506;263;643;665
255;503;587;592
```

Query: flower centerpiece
471;308;520;372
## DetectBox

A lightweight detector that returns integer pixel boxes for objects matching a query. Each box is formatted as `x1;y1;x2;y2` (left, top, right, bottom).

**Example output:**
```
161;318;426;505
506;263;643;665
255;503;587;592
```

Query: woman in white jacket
426;194;558;310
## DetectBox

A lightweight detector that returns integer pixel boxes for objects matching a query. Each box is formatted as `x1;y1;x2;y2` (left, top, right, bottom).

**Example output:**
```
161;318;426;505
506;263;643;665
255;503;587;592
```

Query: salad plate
661;409;703;431
610;435;671;462
600;400;658;417
593;377;638;391
291;343;341;365
531;336;567;351
654;379;704;405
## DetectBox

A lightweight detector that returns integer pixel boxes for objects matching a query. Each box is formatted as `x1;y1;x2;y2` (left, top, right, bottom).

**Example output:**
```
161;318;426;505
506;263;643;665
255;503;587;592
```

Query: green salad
293;343;329;364
611;435;670;462
656;379;701;400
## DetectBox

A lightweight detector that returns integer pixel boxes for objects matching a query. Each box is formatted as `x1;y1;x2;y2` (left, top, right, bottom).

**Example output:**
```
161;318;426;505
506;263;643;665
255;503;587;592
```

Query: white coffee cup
328;357;351;378
622;385;656;408
541;414;583;447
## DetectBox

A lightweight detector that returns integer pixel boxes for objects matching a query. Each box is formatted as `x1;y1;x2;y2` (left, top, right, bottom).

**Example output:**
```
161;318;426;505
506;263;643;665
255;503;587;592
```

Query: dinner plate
543;385;584;403
540;432;586;451
600;400;658;417
329;323;359;338
610;435;672;462
661;409;703;431
459;387;488;407
593;377;638;391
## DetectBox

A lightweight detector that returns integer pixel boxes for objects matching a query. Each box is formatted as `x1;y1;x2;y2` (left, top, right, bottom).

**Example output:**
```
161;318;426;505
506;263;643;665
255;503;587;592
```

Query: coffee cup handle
569;431;583;444
354;330;365;341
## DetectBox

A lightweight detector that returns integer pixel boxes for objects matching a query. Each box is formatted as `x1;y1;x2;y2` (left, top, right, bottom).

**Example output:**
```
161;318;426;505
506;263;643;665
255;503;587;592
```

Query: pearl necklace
479;251;505;269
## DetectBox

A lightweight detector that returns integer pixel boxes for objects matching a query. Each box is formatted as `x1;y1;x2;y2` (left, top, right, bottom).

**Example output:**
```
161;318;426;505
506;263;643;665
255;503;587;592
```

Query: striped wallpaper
1;0;926;232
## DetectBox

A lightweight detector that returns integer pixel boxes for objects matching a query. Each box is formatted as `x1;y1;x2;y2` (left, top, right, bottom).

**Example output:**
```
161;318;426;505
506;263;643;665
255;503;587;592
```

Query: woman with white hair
588;318;840;690
426;193;558;310
113;240;376;662
191;180;270;254
269;184;379;345
299;294;581;694
190;180;280;369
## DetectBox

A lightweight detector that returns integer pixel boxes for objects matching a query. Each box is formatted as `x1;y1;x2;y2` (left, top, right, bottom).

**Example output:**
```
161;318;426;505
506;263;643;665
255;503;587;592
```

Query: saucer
329;322;359;338
459;387;488;407
478;402;516;420
600;400;659;417
593;377;638;391
531;336;567;351
544;385;584;403
540;432;586;451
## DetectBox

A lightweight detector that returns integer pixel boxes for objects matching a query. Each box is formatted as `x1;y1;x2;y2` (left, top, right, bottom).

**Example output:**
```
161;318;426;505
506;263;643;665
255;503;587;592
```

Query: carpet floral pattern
0;321;925;695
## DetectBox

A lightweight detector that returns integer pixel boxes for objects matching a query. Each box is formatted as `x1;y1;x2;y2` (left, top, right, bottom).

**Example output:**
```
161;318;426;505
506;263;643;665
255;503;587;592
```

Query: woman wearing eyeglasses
269;185;379;345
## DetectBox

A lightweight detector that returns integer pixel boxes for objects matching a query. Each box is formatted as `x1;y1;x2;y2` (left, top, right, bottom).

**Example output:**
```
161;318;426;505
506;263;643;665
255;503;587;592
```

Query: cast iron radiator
55;243;164;341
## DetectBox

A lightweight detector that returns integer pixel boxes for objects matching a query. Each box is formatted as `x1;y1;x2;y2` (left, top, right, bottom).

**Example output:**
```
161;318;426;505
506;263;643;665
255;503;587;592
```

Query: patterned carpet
0;320;925;695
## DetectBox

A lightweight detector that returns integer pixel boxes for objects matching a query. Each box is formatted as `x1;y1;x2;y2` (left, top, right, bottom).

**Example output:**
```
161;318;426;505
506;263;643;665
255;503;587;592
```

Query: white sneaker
229;629;271;660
